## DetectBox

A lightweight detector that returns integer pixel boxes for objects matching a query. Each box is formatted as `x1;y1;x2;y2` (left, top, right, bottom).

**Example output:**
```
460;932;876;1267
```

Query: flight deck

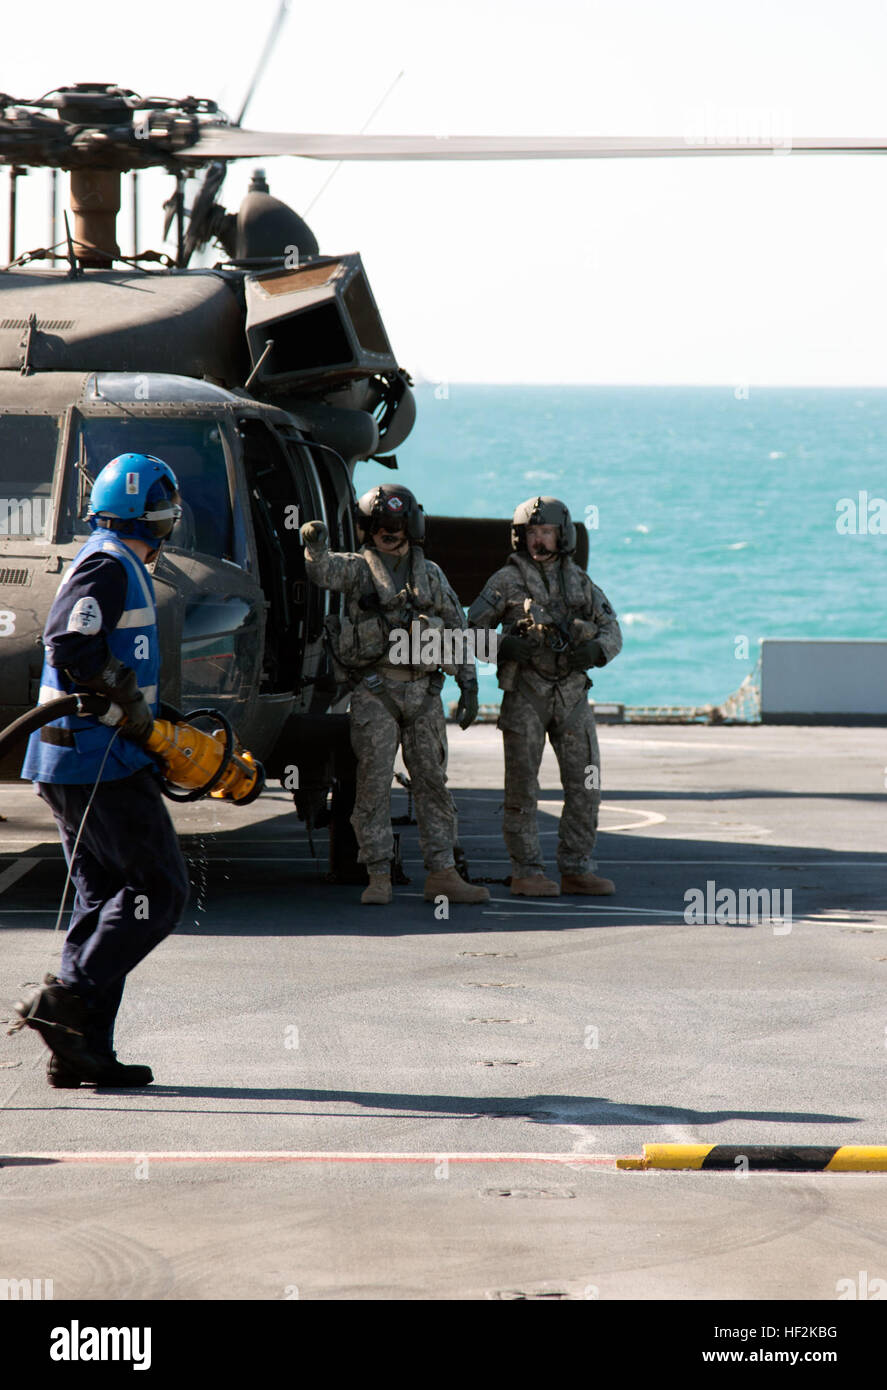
1;721;884;1301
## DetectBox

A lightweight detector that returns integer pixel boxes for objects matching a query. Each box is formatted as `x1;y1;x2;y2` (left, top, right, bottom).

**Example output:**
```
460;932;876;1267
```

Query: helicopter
0;81;610;877
0;79;865;876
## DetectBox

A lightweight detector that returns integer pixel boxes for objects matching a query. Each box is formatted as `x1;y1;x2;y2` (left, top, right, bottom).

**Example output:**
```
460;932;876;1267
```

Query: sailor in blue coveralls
14;453;189;1087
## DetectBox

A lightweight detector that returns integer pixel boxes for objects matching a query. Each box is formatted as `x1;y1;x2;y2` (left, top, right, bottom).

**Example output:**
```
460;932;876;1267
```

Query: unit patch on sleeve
66;595;103;635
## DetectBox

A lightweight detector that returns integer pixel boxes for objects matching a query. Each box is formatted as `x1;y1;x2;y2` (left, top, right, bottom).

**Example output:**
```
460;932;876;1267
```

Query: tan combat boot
424;867;490;904
361;873;393;905
561;872;615;896
510;875;560;897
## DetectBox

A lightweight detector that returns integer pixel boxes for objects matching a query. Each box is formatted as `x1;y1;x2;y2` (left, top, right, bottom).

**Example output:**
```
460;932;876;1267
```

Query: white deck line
1;1150;626;1166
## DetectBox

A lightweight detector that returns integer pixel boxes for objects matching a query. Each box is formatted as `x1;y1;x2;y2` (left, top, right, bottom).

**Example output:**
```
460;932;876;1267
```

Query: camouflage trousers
498;684;601;879
349;675;456;873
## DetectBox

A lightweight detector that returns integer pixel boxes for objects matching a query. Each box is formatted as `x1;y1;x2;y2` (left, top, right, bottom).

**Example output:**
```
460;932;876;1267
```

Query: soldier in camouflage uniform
301;484;489;907
468;496;622;897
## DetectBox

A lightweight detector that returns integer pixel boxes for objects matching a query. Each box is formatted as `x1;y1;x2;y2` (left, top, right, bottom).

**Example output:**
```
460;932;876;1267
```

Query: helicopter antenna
303;70;404;217
62;210;81;278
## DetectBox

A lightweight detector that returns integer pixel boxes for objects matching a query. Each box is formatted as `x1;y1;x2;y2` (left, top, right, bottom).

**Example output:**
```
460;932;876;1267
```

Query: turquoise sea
353;385;887;710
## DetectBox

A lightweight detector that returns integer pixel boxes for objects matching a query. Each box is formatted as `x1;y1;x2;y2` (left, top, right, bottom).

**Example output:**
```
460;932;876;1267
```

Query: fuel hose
0;694;110;762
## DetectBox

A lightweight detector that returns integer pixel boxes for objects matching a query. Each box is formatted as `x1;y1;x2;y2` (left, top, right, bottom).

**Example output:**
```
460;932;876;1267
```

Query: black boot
47;1051;153;1089
13;977;146;1085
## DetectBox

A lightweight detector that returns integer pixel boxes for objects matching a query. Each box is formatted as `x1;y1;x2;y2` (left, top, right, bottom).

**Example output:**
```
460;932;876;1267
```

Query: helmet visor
143;488;183;540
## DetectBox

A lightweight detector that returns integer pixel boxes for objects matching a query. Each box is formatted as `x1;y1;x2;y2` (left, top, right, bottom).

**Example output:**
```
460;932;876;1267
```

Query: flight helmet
354;483;425;544
511;495;576;554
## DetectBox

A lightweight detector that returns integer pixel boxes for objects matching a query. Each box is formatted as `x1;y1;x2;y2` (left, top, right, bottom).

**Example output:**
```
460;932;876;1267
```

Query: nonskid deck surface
0;723;884;1300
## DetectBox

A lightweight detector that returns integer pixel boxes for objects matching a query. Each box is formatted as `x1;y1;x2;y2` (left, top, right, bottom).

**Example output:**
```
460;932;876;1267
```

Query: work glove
568;638;606;671
301;520;329;548
497;634;534;665
74;655;154;744
456;680;479;730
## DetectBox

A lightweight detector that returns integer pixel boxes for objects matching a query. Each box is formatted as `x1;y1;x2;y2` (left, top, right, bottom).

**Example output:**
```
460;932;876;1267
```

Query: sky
4;0;887;383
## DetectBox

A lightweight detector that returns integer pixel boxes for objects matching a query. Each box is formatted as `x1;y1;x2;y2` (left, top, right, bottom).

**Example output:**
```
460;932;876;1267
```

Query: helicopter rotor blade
234;0;291;128
180;129;887;162
180;0;291;266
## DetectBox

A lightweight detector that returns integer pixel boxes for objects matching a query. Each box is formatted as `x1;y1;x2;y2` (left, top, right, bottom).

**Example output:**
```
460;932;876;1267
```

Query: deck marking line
0;859;41;894
643;1143;887;1171
1;1150;626;1167
5;1147;885;1171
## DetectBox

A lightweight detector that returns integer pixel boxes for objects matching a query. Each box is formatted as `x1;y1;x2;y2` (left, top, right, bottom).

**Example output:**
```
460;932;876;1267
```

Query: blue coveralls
22;530;189;1054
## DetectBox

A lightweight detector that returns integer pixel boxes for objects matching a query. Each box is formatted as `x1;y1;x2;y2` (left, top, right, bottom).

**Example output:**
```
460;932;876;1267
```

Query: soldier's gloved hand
75;655;154;744
498;634;534;665
568;638;606;671
301;520;328;548
456;680;479;730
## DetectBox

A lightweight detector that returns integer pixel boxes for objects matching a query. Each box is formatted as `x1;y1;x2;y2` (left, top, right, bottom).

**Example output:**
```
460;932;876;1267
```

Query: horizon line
411;380;887;389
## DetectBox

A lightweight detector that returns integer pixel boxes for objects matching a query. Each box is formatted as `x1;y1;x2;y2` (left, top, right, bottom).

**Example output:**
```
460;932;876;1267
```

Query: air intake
243;254;396;393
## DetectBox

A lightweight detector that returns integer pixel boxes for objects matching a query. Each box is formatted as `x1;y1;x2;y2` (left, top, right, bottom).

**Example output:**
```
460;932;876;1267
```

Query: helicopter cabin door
237;416;326;701
68;412;265;732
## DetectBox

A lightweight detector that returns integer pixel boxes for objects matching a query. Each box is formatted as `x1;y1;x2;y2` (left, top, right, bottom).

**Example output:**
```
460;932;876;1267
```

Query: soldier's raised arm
300;520;365;593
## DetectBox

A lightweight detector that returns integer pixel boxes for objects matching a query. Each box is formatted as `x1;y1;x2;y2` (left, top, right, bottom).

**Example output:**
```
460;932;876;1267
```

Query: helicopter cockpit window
0;414;60;541
71;419;235;560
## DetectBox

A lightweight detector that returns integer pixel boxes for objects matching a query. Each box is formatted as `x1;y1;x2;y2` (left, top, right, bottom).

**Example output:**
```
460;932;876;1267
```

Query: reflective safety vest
21;531;160;785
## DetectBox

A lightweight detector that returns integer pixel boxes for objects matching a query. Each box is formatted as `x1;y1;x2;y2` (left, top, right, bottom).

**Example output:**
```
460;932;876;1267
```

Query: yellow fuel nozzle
146;716;265;804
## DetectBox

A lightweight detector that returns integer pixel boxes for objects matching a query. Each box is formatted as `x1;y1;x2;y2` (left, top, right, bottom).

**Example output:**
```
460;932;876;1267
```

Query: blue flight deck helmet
88;454;182;546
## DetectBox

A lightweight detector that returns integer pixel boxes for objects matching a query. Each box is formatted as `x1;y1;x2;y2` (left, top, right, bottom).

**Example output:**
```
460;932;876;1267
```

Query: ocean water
353;385;886;710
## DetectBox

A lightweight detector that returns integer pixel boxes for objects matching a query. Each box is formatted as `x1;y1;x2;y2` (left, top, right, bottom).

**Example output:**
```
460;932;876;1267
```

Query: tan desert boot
561;872;615;896
361;873;393;905
423;867;490;904
510;875;560;897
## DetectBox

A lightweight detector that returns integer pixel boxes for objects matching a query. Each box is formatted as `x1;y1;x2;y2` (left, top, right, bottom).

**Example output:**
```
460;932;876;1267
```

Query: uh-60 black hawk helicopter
0;80;610;877
0;81;860;875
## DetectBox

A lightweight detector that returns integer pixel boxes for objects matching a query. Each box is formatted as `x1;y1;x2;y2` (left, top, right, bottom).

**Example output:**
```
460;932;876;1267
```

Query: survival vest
326;544;458;678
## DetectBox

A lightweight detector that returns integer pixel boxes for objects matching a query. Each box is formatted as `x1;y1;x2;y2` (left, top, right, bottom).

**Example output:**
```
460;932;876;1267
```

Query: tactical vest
506;551;592;625
326;545;457;678
22;531;159;785
498;552;597;692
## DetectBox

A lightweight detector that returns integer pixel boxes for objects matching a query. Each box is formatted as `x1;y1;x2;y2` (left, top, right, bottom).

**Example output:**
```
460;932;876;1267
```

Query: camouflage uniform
303;535;474;873
469;551;622;879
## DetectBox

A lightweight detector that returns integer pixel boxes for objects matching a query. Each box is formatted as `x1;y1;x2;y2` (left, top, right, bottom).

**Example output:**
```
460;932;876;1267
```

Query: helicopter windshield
71;419;235;560
0;414;60;541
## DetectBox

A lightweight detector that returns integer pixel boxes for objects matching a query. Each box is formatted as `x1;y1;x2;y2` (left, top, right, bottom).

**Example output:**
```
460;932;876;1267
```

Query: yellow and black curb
617;1144;887;1172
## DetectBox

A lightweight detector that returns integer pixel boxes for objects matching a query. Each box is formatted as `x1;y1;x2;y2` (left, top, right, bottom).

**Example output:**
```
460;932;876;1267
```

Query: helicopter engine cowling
233;188;319;263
